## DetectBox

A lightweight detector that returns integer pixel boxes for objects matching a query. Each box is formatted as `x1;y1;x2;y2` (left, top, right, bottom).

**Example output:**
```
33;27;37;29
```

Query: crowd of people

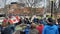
0;16;60;34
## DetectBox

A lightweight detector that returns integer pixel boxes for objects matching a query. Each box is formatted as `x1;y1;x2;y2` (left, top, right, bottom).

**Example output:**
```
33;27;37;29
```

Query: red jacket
36;24;44;34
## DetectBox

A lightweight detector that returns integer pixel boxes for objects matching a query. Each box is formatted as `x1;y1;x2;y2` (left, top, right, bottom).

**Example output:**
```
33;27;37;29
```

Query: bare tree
19;0;48;16
25;0;43;15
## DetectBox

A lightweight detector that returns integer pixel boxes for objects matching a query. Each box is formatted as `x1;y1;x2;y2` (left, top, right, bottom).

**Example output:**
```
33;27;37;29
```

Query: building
5;2;44;16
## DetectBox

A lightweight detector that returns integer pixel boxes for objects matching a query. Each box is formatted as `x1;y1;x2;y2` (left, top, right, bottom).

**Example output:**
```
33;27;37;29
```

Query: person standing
42;18;59;34
39;19;47;25
29;23;39;34
23;24;30;34
36;23;44;34
57;18;60;34
1;22;13;34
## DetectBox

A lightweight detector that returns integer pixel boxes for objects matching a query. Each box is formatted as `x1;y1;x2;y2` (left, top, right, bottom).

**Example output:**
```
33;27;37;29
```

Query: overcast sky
0;0;19;8
0;0;48;8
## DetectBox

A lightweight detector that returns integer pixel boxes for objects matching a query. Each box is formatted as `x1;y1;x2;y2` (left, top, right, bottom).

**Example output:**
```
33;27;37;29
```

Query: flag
9;16;19;24
15;16;20;21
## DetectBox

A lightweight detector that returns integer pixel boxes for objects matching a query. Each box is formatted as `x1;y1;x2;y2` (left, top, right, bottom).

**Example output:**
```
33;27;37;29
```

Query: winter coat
29;29;39;34
33;18;37;23
42;25;59;34
58;24;60;34
36;25;44;34
1;25;13;34
39;20;47;25
24;24;30;34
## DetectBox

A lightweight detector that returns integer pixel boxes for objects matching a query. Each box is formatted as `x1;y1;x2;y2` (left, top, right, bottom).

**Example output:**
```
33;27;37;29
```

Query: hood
46;25;57;30
25;24;30;29
25;26;30;29
47;23;53;26
43;25;58;34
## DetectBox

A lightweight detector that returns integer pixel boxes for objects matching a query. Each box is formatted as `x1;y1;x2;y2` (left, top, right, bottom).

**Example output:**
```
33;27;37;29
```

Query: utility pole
51;1;53;17
50;0;54;17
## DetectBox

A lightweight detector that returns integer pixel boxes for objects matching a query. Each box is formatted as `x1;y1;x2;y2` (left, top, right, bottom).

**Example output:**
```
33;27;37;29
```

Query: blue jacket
42;25;59;34
24;25;30;34
33;18;37;23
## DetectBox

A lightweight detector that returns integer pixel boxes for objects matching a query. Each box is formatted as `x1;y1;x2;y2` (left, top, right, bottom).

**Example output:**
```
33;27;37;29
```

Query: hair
30;23;36;29
2;23;8;27
8;22;11;25
47;18;54;25
47;18;53;23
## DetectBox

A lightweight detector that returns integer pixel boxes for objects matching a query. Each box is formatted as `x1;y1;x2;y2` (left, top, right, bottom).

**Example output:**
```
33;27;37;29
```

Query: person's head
47;18;53;25
39;19;43;24
2;22;8;27
26;24;30;29
8;22;11;25
30;23;36;29
20;24;23;27
38;22;43;26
